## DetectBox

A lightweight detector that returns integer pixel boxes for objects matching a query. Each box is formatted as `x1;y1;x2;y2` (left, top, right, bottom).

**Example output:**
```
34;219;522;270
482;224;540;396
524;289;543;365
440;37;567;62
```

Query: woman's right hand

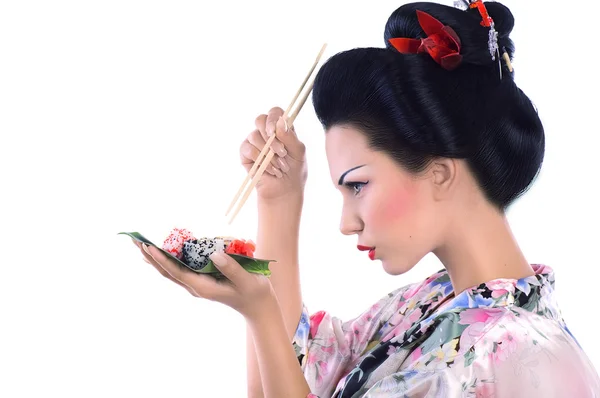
239;106;308;202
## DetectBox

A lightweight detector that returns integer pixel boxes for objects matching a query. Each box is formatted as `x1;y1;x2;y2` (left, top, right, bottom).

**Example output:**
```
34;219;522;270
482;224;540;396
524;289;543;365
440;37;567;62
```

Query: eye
344;181;368;196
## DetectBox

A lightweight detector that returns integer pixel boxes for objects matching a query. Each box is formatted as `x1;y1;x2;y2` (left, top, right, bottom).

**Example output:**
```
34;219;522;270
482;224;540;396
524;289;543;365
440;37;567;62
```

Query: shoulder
464;311;600;396
407;307;600;396
404;304;564;373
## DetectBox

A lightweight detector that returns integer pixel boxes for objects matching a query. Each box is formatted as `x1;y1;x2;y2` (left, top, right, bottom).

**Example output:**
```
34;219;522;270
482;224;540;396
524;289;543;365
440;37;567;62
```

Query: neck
433;203;535;294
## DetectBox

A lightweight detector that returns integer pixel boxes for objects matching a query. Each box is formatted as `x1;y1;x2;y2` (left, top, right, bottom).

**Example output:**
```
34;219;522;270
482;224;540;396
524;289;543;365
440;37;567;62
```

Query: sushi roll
120;229;270;278
162;227;196;259
161;228;258;271
182;237;229;271
182;237;257;271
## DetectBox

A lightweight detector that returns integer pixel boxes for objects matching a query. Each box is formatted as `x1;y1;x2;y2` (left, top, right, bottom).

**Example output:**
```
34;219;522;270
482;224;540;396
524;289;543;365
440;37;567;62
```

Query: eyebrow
338;164;366;185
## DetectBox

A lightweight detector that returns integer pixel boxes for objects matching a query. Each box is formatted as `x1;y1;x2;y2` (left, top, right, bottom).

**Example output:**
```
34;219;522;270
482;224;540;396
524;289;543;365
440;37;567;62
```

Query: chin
380;258;413;276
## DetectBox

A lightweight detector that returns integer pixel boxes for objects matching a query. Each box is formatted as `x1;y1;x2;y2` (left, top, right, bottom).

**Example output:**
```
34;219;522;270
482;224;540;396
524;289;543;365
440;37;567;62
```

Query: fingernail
276;146;287;157
273;167;283;179
209;251;226;265
276;116;288;134
277;157;290;172
142;244;151;255
266;123;275;137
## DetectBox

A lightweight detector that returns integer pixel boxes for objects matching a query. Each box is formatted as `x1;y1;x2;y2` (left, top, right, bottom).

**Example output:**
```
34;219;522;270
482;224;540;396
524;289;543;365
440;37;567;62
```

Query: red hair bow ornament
389;10;462;71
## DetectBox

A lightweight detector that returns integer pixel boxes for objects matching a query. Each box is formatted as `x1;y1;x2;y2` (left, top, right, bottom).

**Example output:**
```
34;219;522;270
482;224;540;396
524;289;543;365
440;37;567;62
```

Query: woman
134;1;600;396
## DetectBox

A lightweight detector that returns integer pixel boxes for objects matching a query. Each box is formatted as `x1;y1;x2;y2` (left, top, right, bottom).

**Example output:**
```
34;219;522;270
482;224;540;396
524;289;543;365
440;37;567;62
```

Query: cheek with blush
367;184;416;231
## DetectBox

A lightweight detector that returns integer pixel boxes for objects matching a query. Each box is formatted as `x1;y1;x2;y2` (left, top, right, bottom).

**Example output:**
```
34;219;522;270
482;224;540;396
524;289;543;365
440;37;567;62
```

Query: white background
1;0;599;396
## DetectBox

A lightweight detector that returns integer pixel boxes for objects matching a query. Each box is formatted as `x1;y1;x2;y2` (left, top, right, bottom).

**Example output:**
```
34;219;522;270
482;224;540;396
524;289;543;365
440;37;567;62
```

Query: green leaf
464;347;477;367
118;231;273;278
417;312;465;354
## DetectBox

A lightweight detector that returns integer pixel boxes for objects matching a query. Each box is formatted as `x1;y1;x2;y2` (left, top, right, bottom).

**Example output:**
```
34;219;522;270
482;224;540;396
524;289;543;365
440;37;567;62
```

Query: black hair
312;1;545;211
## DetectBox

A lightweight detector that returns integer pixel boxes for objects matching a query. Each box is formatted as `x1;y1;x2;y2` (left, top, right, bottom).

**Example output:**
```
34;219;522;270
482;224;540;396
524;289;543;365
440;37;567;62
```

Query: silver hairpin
453;0;471;10
498;48;502;79
488;21;499;61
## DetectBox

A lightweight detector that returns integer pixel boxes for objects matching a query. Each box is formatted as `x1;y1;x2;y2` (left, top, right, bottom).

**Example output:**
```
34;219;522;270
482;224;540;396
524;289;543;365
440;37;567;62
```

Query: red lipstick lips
357;245;376;260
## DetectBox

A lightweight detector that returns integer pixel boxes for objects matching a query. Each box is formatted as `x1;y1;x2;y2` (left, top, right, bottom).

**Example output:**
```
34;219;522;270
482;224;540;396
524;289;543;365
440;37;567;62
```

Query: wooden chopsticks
225;43;327;225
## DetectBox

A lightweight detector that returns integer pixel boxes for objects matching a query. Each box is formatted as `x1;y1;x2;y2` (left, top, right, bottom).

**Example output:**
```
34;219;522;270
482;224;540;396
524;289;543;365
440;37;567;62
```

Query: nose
339;204;362;236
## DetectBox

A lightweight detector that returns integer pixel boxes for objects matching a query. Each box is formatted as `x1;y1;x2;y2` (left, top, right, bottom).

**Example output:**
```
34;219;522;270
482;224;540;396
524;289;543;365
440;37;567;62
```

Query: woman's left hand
132;239;275;320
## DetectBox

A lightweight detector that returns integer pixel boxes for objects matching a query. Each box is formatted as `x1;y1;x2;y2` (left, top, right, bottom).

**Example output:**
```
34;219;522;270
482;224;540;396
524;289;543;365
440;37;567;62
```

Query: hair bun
384;1;515;67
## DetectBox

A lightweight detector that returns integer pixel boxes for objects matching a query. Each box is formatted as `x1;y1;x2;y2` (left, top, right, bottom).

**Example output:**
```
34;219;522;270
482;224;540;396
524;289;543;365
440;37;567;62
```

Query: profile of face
325;125;459;275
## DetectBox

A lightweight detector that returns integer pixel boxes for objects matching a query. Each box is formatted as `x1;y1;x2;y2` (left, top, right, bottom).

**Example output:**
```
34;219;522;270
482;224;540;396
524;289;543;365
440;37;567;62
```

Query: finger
255;113;267;136
131;239;153;264
247;129;283;169
141;244;202;296
256;111;287;157
208;252;248;289
265;107;285;138
140;244;199;296
273;115;306;162
240;140;283;178
141;244;193;290
245;130;284;177
145;244;235;301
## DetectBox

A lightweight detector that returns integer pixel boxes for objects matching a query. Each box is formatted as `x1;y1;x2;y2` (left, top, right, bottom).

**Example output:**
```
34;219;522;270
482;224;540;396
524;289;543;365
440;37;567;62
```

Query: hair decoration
389;10;463;71
467;0;499;61
502;46;514;72
454;0;512;78
453;0;470;10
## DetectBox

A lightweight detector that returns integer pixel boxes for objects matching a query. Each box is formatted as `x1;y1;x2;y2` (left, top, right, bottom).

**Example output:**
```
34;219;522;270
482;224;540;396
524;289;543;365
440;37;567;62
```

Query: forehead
325;125;373;180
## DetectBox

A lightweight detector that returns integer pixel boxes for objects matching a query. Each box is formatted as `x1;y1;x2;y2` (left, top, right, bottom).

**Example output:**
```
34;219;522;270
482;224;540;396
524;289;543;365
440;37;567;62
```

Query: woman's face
325;125;445;275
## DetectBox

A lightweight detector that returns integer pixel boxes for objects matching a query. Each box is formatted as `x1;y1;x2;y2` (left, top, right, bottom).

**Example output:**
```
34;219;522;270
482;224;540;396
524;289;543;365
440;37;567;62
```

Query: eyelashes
344;181;369;196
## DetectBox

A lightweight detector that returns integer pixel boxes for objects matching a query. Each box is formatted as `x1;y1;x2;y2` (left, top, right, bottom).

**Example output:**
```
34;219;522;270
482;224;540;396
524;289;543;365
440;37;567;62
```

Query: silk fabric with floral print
293;264;600;397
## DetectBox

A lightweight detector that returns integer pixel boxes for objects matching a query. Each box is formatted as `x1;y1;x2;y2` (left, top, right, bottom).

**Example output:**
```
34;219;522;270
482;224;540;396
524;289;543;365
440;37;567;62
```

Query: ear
429;158;457;200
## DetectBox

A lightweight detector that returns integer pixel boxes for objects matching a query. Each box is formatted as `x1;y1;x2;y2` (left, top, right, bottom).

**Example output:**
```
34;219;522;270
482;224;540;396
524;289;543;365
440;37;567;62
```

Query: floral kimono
293;264;600;397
